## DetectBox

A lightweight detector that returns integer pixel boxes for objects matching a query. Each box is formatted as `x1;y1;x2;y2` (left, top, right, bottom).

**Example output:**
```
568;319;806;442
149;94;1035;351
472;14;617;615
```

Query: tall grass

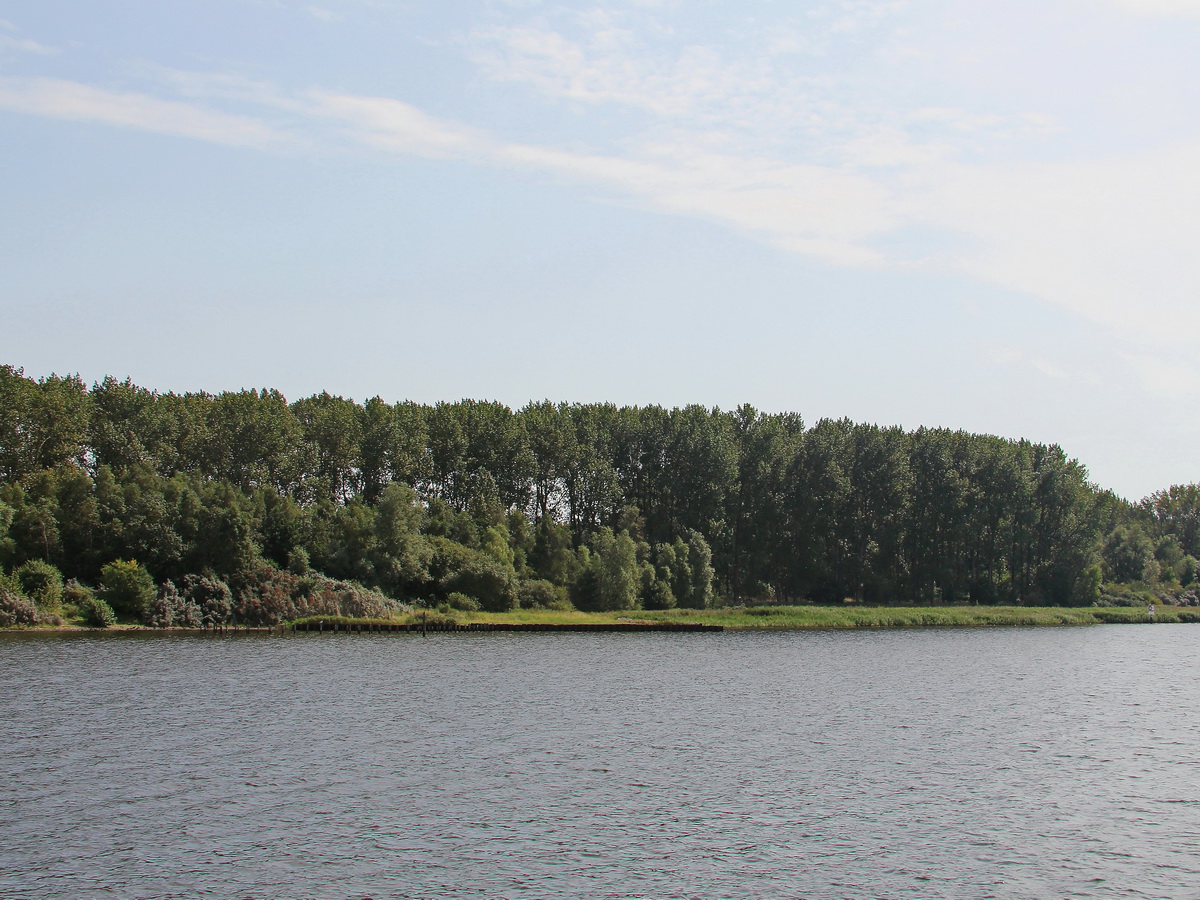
282;604;1199;630
630;604;1200;628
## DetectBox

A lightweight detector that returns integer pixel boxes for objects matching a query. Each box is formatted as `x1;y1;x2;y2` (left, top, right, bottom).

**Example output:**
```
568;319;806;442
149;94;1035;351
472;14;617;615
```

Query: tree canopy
0;363;1195;627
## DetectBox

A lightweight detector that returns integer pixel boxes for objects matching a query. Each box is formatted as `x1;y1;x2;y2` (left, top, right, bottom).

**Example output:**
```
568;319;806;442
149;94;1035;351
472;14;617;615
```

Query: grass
287;604;1200;630
13;604;1196;632
599;604;1200;628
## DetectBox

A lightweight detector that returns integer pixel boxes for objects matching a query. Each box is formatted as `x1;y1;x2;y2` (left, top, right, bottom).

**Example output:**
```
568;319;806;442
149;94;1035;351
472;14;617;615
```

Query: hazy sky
2;0;1198;501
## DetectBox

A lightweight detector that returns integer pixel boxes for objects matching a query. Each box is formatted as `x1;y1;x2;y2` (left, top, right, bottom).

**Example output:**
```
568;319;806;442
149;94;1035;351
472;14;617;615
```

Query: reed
283;604;1198;631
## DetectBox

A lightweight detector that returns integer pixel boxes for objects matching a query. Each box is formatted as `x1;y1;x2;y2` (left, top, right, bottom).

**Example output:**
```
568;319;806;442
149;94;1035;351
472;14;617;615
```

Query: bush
181;574;233;627
99;560;156;620
518;578;566;609
446;592;482;611
146;580;202;628
0;581;39;626
15;560;63;610
430;537;518;612
444;556;518;612
79;594;117;628
287;547;311;576
229;563;405;626
62;579;94;608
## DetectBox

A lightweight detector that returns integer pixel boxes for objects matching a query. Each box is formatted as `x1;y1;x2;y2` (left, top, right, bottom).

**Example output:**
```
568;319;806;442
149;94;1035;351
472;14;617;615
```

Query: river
3;626;1199;899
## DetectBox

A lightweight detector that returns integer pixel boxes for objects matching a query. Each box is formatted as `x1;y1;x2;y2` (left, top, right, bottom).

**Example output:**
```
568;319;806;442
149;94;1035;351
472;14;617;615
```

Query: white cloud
306;91;493;158
0;34;57;54
306;5;342;21
1119;351;1200;396
294;87;895;266
920;143;1200;343
1107;0;1200;16
988;345;1104;384
5;0;1199;369
0;77;286;148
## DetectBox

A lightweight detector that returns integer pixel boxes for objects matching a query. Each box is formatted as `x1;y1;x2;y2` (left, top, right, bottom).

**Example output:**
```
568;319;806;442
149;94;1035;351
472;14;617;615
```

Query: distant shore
5;604;1192;633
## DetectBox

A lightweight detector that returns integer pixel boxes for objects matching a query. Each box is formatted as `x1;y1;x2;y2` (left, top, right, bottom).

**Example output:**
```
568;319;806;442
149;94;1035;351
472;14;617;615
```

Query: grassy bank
10;604;1193;632
287;604;1197;631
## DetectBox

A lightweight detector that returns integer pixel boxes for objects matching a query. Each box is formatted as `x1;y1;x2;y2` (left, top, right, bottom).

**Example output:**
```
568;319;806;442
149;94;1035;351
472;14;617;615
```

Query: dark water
3;626;1200;900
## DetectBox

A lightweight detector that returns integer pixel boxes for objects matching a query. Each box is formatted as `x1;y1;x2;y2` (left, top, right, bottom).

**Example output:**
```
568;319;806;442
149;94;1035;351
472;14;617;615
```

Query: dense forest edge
1;364;1196;630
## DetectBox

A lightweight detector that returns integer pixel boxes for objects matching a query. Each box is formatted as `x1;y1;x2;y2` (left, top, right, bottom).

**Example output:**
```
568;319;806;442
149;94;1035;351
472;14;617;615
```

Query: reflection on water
3;626;1200;899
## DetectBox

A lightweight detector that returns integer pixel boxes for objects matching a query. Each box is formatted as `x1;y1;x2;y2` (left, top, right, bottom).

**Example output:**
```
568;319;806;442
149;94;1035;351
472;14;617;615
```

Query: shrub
446;592;482;611
15;560;63;610
642;577;676;610
99;560;156;620
181;574;233;627
62;579;94;608
79;594;117;628
146;580;202;628
229;563;405;625
518;579;565;609
287;547;311;576
0;581;38;626
429;538;518;612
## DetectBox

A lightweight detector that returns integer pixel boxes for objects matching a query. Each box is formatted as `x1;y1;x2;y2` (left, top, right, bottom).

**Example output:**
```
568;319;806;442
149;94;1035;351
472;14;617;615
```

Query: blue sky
1;0;1198;501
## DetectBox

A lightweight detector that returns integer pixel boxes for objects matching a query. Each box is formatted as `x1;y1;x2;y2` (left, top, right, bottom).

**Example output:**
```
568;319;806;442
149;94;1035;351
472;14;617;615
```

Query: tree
577;527;639;612
371;482;432;596
1102;525;1158;583
15;559;63;610
98;559;156;620
205;389;302;494
1145;484;1200;558
292;392;362;502
0;367;90;479
429;536;518;611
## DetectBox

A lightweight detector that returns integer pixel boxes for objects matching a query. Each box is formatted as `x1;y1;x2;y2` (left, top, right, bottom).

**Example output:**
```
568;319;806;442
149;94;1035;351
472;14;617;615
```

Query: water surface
3;626;1199;899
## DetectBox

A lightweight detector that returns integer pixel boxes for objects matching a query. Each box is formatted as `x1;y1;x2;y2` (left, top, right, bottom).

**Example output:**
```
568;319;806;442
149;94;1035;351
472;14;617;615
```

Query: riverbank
6;603;1192;633
449;604;1196;629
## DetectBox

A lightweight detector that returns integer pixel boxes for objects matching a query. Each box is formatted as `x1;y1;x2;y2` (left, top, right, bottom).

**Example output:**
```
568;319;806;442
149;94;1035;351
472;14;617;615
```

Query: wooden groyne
290;621;723;633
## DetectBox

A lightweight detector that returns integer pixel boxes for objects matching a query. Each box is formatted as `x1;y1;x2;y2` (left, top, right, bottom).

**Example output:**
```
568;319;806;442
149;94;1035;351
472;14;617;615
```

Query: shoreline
4;603;1190;633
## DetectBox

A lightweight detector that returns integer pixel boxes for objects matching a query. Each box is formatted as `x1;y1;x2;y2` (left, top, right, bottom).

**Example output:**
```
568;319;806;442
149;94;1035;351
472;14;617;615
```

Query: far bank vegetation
1;365;1196;628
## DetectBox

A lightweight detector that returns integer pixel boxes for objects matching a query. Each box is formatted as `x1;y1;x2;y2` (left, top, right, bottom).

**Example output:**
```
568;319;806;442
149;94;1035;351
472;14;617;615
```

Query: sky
1;0;1198;501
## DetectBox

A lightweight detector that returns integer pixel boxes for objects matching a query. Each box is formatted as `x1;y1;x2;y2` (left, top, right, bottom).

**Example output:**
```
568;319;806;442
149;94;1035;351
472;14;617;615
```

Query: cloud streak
1108;0;1200;16
0;77;286;148
3;0;1199;383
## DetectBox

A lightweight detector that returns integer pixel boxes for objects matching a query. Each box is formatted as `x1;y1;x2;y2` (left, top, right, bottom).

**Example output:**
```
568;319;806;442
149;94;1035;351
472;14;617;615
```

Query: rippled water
3;626;1200;899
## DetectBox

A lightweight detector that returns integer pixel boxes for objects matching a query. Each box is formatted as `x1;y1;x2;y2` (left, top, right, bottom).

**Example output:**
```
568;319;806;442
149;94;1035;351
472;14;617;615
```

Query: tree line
1;365;1196;625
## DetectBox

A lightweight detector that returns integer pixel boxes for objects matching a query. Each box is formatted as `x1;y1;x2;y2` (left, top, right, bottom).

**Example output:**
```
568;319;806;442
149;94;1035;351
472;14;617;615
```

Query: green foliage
446;591;482;611
98;559;156;620
1102;525;1158;583
517;578;567;609
481;525;515;568
528;517;578;586
287;547;311;576
231;563;402;625
576;527;639;612
0;366;90;480
15;559;63;610
61;578;94;610
442;553;518;613
2;364;1196;620
1145;483;1200;558
78;594;117;628
1070;563;1102;607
